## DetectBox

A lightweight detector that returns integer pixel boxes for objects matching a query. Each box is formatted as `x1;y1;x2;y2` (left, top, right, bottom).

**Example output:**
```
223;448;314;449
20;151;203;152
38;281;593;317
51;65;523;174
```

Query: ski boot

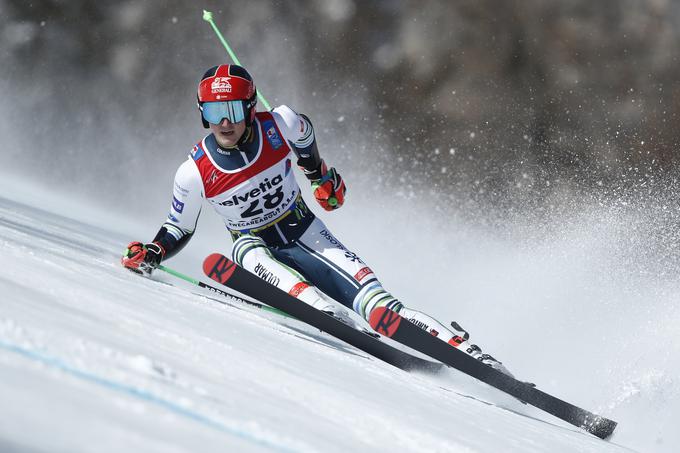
449;321;514;378
308;294;358;328
398;307;514;377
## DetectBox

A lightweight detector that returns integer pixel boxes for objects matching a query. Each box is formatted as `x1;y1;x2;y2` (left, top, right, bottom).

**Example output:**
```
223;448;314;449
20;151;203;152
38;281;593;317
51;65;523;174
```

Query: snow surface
0;174;666;453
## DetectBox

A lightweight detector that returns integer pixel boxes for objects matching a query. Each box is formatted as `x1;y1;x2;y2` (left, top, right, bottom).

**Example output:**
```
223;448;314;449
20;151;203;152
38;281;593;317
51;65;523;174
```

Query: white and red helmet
197;64;257;128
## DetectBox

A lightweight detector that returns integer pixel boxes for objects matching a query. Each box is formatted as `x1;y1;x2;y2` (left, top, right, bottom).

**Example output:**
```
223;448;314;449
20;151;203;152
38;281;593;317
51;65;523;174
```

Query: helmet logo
211;77;232;94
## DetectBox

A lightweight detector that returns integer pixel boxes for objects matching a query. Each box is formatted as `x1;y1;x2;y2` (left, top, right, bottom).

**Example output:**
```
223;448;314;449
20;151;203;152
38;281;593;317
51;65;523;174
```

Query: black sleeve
152;223;194;260
291;114;324;181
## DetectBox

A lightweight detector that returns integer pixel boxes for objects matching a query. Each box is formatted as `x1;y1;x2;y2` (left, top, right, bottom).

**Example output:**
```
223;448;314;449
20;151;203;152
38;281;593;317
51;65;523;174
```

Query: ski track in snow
0;184;641;452
0;339;298;453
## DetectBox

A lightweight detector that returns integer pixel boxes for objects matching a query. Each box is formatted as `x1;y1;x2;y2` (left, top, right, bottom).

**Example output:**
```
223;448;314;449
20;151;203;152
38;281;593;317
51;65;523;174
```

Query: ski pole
202;9;272;111
157;264;291;318
200;10;340;206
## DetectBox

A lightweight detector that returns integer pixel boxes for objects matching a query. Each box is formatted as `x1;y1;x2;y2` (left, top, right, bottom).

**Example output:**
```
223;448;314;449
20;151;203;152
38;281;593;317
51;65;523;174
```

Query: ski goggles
200;100;246;125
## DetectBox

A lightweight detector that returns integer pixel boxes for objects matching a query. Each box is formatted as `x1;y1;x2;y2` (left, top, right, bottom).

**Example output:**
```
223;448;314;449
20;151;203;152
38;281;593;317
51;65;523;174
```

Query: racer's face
210;118;246;148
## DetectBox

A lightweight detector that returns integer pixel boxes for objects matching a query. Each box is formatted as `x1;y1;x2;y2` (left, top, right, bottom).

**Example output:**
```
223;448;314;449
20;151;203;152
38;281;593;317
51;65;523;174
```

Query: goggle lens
201;101;246;125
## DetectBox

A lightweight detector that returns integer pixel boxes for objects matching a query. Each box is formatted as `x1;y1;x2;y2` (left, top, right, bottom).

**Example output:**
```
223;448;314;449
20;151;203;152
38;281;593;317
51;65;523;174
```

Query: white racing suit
151;105;508;373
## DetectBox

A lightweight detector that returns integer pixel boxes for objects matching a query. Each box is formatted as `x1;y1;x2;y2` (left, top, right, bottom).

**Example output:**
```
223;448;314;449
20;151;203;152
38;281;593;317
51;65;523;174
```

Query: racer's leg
283;218;512;376
231;234;336;313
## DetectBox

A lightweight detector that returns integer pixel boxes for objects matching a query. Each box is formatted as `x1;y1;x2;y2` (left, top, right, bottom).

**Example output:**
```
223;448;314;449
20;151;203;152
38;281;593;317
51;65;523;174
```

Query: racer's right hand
121;241;165;275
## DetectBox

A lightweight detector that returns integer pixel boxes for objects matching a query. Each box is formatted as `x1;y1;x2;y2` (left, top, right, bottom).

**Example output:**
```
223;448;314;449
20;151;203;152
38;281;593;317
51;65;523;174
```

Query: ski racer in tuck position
122;64;511;376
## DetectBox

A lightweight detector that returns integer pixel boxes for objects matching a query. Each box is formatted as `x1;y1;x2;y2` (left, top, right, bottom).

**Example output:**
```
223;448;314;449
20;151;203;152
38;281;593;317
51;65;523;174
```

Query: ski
202;253;617;440
159;265;381;340
157;264;292;318
202;253;443;374
371;307;617;439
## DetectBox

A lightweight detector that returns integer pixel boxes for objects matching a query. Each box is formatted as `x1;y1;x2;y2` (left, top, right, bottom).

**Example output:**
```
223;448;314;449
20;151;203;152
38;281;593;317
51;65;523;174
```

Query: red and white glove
121;241;165;275
311;161;346;211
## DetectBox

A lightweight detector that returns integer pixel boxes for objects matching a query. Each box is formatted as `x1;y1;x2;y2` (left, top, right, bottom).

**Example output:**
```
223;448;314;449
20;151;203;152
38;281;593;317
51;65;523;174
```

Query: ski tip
202;253;237;285
585;417;617;440
368;307;402;337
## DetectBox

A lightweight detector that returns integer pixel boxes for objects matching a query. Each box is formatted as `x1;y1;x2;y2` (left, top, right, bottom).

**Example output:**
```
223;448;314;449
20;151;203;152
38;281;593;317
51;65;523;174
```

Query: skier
122;64;511;376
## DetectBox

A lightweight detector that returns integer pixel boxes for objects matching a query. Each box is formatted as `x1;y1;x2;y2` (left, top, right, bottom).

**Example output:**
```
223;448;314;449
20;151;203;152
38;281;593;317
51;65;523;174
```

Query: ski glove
121;241;165;275
311;161;346;211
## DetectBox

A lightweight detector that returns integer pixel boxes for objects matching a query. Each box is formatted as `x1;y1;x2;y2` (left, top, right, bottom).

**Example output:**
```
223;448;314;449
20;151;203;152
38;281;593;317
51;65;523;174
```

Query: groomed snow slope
0;182;634;453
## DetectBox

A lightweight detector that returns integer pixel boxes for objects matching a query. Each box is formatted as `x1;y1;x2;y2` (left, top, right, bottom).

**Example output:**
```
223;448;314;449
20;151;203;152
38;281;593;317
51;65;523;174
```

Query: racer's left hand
311;161;346;211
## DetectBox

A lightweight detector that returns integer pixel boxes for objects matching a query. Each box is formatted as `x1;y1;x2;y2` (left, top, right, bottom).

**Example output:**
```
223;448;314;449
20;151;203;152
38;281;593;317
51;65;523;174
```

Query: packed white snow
0;173;676;452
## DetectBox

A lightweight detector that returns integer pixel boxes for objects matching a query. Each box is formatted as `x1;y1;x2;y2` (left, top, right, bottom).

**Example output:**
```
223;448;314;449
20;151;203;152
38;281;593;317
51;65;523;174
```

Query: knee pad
231;235;269;267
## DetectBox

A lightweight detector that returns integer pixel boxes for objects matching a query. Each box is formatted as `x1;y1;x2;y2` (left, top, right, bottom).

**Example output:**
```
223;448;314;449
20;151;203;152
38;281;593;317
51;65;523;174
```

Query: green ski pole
202;10;272;111
157;264;292;318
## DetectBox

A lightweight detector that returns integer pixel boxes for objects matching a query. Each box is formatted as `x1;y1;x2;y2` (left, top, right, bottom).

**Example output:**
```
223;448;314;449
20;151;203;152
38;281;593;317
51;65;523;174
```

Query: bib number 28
240;187;284;218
